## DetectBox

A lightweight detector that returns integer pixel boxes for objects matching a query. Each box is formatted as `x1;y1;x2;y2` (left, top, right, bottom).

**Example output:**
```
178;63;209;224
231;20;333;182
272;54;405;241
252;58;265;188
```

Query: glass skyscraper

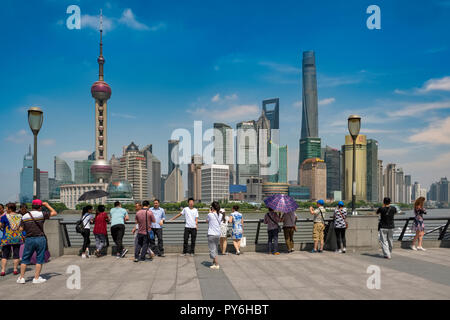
236;120;259;185
324;146;341;199
366;139;379;203
19;146;34;203
168;139;180;175
54;156;73;183
74;160;95;184
262;98;279;130
298;51;321;182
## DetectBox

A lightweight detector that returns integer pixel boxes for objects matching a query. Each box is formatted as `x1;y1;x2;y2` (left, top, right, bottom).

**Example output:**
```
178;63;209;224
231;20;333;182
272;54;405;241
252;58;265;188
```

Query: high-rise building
213;123;234;185
384;163;397;202
298;51;320;183
168;139;180;175
405;174;412;204
48;178;61;201
245;177;263;203
188;154;203;201
145;150;161;200
366;139;379;203
395;168;405;203
300;158;327;201
236;120;259;184
39;171;49;201
438;178;449;203
90;12;113;184
119;142;148;201
110;155;121;182
74;160;95;184
377;160;384;202
324;146;340;199
341;135;367;201
160;174;168;202
277;145;288;183
412;181;421;202
262;98;280;130
201;164;230;204
164;167;184;203
54;156;73;184
19;145;34;203
256;111;271;182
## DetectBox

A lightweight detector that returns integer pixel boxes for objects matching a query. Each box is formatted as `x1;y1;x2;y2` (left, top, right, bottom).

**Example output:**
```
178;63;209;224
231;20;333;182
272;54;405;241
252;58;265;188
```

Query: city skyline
1;0;450;201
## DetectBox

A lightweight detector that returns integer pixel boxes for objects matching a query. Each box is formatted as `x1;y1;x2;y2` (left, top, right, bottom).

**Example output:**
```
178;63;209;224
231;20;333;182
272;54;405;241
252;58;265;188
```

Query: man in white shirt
170;198;198;256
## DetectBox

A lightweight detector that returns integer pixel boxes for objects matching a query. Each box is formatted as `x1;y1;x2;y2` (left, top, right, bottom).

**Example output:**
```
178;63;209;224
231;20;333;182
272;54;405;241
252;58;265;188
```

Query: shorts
313;223;325;241
1;244;21;260
22;236;47;265
207;235;220;259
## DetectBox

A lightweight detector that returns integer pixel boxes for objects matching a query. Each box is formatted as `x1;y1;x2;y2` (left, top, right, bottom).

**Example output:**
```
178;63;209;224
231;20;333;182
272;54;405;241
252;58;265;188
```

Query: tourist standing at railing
170;198;199;256
1;203;24;277
134;201;155;262
309;200;327;253
264;207;281;255
219;208;230;255
411;197;427;251
110;201;129;259
17;200;57;284
281;211;297;253
80;205;94;259
206;201;223;269
93;205;109;258
150;199;166;257
376;197;397;259
333;201;347;253
229;205;244;255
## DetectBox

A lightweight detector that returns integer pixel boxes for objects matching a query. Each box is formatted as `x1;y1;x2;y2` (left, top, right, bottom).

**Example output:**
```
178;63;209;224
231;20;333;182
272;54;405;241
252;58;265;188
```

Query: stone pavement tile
175;290;203;300
238;289;270;300
151;277;177;294
288;287;338;300
224;277;259;291
176;276;201;292
73;279;122;300
151;293;176;300
276;276;311;289
265;289;297;300
110;280;153;300
395;249;450;267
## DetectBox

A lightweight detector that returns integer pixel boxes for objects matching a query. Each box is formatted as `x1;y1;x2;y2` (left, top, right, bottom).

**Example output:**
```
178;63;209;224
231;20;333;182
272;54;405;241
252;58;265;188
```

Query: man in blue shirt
110;201;129;258
150;199;166;257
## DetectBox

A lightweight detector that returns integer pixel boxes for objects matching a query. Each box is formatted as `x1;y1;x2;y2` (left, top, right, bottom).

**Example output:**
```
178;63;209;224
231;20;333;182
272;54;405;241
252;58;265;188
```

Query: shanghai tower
298;51;321;183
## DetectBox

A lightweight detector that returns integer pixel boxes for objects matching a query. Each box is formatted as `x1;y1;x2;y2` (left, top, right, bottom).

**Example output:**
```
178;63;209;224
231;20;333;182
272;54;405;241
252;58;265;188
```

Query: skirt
412;218;425;232
207;235;220;259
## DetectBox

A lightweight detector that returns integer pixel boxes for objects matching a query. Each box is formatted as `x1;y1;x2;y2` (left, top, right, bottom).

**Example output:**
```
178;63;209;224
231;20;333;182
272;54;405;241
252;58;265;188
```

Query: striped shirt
20;211;51;238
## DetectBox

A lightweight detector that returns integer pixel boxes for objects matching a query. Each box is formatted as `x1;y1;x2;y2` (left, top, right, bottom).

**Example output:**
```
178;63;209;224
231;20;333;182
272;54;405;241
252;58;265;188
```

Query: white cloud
389;101;450;117
82;14;114;32
225;93;238;101
119;9;150;31
188;104;259;122
408;116;450;145
4;129;31;144
419;76;450;92
40;139;56;146
318;97;335;106
293;101;302;108
211;94;220;103
402;151;450;188
111;112;136;119
318;74;363;87
259;61;300;74
59;150;91;160
211;93;238;103
379;148;411;157
394;89;407;95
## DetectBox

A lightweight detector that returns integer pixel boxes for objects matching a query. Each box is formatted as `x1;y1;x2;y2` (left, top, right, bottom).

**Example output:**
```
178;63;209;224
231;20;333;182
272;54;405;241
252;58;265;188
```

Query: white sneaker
32;277;47;284
85;249;90;258
411;245;417;251
82;254;86;259
417;246;426;251
342;248;346;253
210;264;220;270
16;277;25;284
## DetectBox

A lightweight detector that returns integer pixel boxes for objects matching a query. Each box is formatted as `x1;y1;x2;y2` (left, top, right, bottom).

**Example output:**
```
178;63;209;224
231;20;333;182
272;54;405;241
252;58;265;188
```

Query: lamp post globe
28;107;44;200
348;115;361;139
347;115;361;216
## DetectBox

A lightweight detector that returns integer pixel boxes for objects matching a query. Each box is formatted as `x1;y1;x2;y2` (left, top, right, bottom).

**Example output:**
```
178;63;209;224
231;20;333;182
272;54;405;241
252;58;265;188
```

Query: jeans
22;236;47;265
81;229;91;253
335;228;347;249
135;233;150;260
111;224;125;254
95;234;107;252
379;228;394;258
150;228;164;255
183;228;197;254
283;227;295;251
268;228;279;253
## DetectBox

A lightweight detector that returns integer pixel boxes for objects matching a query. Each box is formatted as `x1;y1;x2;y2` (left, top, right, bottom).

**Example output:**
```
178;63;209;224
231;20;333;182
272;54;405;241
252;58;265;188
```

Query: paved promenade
1;248;449;300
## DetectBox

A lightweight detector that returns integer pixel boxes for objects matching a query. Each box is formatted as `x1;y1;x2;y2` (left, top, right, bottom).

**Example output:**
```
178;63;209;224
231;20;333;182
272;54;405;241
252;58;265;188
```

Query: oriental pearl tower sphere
90;11;113;183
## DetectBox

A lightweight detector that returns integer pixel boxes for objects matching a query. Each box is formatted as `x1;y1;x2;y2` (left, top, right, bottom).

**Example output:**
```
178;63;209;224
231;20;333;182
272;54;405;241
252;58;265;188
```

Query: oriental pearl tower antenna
90;9;113;183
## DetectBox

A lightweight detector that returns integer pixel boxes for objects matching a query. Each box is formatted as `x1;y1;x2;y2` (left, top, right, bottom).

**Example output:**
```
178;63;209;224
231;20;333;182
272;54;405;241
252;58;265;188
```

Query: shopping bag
240;236;247;248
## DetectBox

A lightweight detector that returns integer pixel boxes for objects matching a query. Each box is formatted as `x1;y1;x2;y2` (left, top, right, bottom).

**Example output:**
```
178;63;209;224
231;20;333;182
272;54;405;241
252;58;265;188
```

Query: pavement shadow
40;272;63;280
361;252;386;259
201;261;213;268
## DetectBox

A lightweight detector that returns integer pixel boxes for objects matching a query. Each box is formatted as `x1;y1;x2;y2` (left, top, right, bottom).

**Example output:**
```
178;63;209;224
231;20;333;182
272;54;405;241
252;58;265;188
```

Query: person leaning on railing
411;196;427;251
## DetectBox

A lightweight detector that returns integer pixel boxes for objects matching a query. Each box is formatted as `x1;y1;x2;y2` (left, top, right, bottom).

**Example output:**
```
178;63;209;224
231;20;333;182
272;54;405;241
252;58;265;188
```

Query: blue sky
1;0;450;201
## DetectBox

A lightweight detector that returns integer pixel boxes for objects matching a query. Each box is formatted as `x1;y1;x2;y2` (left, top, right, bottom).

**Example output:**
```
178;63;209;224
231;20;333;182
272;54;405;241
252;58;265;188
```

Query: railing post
255;219;262;245
63;223;71;247
398;218;410;241
438;219;450;241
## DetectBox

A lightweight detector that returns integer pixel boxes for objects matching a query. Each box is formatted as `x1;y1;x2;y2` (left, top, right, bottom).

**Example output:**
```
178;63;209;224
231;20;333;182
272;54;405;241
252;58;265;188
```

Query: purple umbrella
264;194;299;213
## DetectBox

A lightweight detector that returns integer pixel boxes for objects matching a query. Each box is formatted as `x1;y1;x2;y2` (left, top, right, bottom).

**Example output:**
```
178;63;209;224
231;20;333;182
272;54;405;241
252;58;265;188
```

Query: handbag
267;212;281;233
76;213;90;234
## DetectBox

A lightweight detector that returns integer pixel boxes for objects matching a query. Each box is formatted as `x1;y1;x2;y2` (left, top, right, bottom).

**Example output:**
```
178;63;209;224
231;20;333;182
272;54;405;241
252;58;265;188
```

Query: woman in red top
93;205;110;257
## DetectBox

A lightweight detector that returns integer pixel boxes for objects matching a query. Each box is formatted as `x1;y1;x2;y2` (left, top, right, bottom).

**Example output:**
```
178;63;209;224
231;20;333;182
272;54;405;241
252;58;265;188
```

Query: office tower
395;168;405;203
88;151;96;161
213;123;234;185
262;98;280;130
54;156;73;184
324;146;341;199
300;158;326;201
341;135;367;201
201;164;230;204
90;12;113;183
119;142;147;201
160;174;168;202
48;178;60;200
288;185;310;201
429;182;438;201
39;171;49;201
19;145;34;203
256;111;271;181
145;150;161;200
384;163;397;202
236;120;259;184
244;177;263;202
164;167;184;202
366;139;379;203
168;139;180;175
277;145;288;183
405;174;412;204
377;160;384;202
188;154;203;201
298;51;321;183
74;160;95;184
110;155;121;182
438;178;449;203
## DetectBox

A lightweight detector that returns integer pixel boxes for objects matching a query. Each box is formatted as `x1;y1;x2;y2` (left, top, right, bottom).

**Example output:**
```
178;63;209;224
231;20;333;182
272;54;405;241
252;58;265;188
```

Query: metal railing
396;217;450;241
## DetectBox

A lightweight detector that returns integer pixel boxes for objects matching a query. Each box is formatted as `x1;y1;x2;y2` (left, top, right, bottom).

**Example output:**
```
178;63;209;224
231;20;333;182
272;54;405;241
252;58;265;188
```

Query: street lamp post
348;115;361;216
28;107;44;200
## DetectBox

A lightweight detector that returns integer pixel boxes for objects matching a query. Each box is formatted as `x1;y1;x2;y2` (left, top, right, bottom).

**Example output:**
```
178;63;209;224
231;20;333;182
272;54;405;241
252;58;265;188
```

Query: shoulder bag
76;213;90;234
267;213;281;233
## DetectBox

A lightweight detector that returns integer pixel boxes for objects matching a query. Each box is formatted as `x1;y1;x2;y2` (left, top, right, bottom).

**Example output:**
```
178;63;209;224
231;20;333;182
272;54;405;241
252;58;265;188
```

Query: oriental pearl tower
90;11;113;183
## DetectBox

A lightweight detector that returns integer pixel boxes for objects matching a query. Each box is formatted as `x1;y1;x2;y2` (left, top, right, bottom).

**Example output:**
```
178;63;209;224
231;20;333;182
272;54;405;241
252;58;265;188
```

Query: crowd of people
0;195;430;284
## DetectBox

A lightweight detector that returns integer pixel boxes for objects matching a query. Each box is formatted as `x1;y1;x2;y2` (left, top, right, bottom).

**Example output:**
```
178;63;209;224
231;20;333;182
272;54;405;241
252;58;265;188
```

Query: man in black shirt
376;197;397;259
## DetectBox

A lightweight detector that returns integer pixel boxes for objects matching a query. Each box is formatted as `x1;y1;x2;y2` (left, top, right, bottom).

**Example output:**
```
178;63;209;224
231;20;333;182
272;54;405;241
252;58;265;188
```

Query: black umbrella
78;190;109;201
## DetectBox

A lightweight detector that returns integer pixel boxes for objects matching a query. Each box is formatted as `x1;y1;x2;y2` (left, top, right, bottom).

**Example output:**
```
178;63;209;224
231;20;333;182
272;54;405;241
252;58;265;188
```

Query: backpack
75;214;90;234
